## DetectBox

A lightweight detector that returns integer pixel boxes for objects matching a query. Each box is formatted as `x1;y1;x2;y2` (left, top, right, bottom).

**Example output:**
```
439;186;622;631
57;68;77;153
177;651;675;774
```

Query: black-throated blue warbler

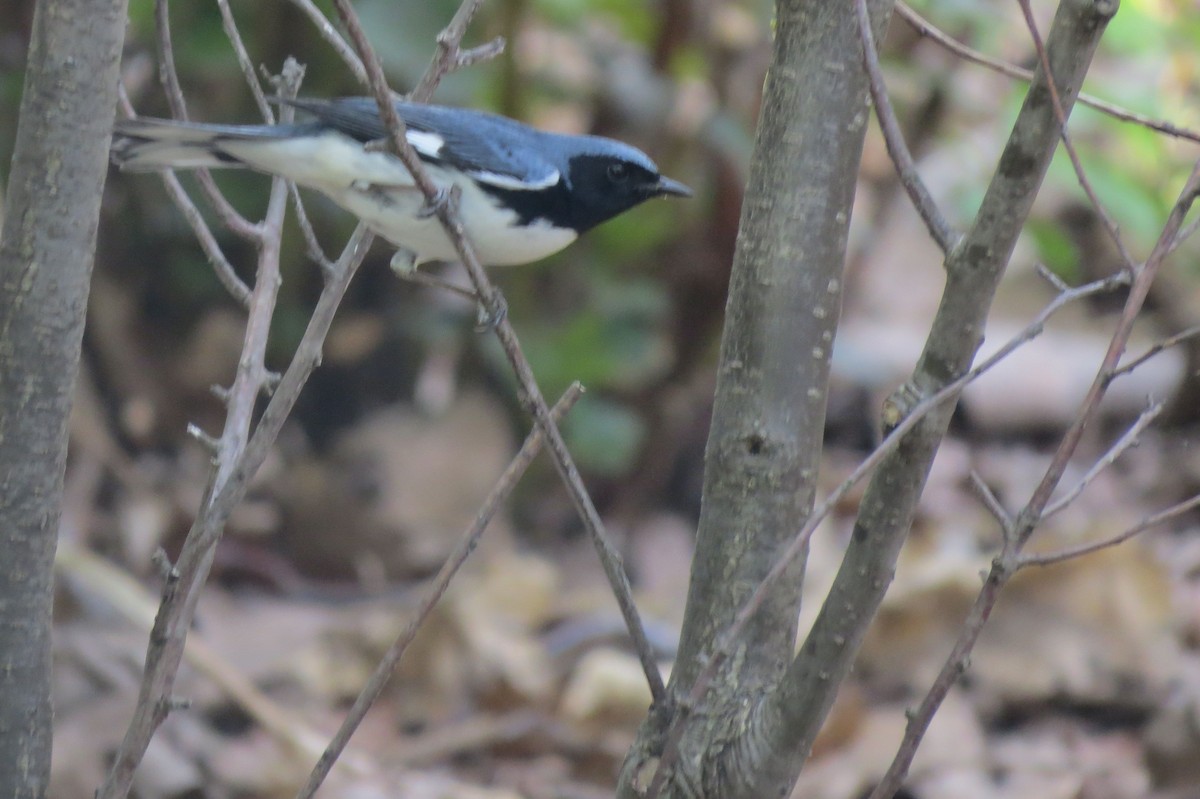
112;97;691;267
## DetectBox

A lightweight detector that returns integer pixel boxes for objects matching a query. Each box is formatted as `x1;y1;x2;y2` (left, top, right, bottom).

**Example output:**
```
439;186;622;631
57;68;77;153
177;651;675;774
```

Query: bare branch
410;0;498;101
288;183;335;275
283;0;368;85
97;225;374;799
1016;0;1136;272
1042;399;1164;519
895;1;1200;146
1018;160;1200;537
153;0;258;241
1019;492;1200;567
646;272;1125;798
116;84;252;308
395;267;480;303
295;384;586;799
969;470;1014;536
1110;323;1200;380
854;0;958;254
870;156;1200;799
328;0;667;704
215;0;274;121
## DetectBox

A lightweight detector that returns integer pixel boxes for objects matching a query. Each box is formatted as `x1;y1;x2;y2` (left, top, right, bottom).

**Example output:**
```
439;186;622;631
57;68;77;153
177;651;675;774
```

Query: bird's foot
474;295;508;333
417;187;452;219
390;249;419;276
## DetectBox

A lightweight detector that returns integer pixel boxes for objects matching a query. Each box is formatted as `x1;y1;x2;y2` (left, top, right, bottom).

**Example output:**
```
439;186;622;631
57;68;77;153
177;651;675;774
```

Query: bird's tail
111;117;311;171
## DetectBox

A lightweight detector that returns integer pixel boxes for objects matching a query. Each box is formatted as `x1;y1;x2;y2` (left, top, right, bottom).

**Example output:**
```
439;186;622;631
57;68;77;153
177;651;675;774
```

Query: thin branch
869;156;1200;799
287;183;335;275
1110;323;1200;380
396;268;480;304
1020;492;1200;567
1170;214;1200;254
1042;399;1164;519
215;0;274;121
116;84;252;308
154;0;258;241
294;384;585;799
1018;161;1200;538
854;0;958;254
644;271;1126;798
895;1;1200;146
96;226;374;799
99;57;370;799
410;0;490;101
1016;0;1136;273
968;470;1014;536
283;0;368;85
328;0;667;704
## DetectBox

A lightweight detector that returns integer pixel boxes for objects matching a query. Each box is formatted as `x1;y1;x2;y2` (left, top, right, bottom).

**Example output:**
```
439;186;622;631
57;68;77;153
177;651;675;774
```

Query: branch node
185;423;220;454
151;548;179;583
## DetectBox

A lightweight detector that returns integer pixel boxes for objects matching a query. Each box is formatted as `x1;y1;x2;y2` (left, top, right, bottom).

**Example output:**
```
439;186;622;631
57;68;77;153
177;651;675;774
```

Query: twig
154;0;258;241
1042;399;1164;519
869;156;1200;799
1016;0;1135;272
329;0;667;704
99;63;309;796
215;0;274;121
1018;162;1200;538
287;183;335;275
644;271;1126;798
283;0;368;85
55;542;369;774
854;0;958;254
895;1;1200;146
1110;323;1200;380
968;470;1014;536
1019;492;1200;567
396;268;480;303
411;0;503;101
96;226;374;799
1170;215;1200;254
116;84;252;308
294;384;585;799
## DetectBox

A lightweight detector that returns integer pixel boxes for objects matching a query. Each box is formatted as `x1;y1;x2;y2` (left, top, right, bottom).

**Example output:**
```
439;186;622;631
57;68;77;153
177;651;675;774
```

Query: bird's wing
280;98;561;190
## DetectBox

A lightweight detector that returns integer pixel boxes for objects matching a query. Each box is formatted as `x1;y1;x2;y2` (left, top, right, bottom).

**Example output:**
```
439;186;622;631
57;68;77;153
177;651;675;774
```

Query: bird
111;97;691;268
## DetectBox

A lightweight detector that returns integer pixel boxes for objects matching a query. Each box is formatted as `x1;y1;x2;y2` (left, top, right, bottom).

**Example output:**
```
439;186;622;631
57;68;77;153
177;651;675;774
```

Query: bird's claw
474;296;508;333
417;188;452;219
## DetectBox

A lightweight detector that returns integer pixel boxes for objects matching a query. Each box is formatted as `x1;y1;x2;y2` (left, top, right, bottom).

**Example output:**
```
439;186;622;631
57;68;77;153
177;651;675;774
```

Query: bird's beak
654;176;693;198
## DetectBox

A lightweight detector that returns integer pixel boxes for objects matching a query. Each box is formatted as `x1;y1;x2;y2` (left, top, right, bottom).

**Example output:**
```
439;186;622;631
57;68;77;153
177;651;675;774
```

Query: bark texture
618;1;891;796
0;1;129;796
768;0;1116;779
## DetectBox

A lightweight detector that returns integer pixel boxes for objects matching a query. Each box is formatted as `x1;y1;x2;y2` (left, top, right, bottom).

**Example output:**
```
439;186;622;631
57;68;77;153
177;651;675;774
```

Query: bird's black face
564;153;691;234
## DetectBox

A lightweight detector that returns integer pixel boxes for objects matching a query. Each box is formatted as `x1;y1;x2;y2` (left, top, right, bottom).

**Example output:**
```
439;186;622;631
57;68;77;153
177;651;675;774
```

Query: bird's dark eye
607;163;629;183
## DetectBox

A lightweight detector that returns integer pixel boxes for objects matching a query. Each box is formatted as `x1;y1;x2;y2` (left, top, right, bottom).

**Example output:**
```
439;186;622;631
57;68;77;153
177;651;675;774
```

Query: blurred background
3;0;1200;795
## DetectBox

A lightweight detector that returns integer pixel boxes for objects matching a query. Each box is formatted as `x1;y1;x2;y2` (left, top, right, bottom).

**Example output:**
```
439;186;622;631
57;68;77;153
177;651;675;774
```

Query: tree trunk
618;1;892;796
0;1;129;796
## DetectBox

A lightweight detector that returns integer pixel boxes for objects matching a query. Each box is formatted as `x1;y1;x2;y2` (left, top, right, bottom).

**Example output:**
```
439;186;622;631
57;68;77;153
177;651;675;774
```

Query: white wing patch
406;130;444;159
469;168;561;192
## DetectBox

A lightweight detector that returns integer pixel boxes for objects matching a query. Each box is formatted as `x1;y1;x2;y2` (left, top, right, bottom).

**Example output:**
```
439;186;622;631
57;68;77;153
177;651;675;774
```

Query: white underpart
217;131;576;267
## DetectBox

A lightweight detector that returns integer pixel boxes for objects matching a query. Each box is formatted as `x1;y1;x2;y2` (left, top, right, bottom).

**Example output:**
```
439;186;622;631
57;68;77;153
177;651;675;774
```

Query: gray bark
618;0;891;796
767;0;1116;782
0;1;129;796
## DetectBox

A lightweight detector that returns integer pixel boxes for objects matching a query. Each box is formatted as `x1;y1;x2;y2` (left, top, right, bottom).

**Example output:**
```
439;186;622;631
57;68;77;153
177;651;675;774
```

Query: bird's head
560;138;691;233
